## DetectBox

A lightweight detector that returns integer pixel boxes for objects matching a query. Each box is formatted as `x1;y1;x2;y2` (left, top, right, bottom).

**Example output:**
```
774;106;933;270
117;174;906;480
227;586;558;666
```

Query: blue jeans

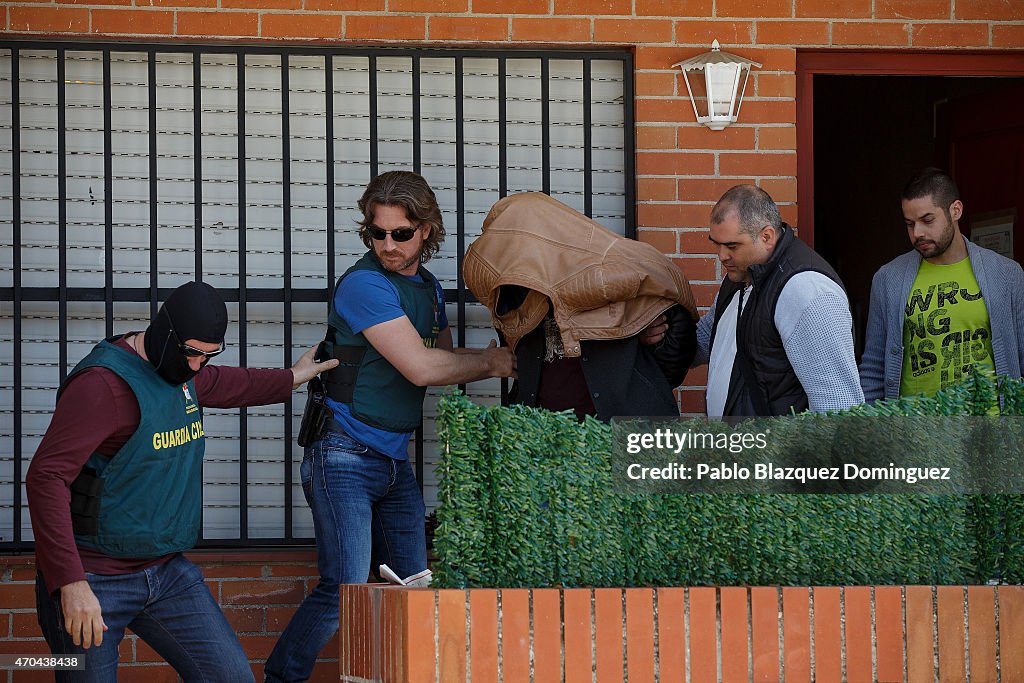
35;553;254;682
264;429;427;682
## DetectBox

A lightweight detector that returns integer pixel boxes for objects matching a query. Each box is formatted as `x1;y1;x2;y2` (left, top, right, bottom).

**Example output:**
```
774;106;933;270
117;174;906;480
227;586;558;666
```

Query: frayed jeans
35;553;254;682
264;429;427;682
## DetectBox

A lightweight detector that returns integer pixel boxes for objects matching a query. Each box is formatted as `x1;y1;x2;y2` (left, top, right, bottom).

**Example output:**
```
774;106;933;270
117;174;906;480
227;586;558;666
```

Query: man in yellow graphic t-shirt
860;167;1024;401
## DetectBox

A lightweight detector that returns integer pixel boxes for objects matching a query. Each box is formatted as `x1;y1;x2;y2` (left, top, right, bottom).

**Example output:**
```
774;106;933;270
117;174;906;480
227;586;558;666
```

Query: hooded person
25;281;338;681
143;281;229;385
464;192;699;420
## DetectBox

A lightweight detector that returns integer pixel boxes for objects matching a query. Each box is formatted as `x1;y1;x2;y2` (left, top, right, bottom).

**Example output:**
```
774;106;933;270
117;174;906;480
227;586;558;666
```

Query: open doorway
797;52;1024;357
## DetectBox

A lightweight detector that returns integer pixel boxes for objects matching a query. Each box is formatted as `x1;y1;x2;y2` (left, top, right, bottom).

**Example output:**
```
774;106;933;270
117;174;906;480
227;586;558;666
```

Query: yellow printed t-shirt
900;256;995;397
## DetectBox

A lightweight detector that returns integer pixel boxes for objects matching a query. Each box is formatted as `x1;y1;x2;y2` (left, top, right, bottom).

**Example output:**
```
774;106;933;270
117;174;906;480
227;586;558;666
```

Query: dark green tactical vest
325;251;441;432
68;339;205;558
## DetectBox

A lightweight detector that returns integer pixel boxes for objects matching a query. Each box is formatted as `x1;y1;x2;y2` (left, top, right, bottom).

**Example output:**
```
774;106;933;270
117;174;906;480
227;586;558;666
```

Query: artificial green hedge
432;371;1024;588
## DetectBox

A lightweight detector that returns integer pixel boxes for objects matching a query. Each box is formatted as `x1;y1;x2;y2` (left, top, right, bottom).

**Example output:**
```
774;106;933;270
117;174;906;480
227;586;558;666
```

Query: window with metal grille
0;42;635;551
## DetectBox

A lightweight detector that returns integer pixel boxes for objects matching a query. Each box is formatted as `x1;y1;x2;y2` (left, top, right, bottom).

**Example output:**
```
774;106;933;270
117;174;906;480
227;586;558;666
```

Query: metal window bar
0;41;634;552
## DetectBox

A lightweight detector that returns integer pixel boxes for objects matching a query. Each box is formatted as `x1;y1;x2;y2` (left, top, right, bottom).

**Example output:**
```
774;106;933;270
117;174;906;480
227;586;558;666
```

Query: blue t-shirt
326;269;448;460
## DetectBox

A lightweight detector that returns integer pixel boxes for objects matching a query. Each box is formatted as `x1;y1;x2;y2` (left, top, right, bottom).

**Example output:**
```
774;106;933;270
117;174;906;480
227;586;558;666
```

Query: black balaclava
143;281;228;385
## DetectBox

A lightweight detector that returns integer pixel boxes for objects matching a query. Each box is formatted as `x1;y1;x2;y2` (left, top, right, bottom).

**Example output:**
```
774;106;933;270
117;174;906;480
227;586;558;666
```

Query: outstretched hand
291;345;340;389
482;339;517;379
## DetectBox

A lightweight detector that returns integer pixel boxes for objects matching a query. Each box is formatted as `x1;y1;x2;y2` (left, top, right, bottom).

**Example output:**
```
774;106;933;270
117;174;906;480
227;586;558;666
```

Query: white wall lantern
672;40;761;131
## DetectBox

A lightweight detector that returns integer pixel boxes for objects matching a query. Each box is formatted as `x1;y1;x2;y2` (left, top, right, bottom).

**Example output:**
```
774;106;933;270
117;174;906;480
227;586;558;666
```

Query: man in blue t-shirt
265;171;516;683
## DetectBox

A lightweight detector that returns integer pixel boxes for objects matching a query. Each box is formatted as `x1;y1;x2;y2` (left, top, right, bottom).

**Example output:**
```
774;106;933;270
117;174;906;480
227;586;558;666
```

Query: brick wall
1;6;1022;675
3;0;1022;414
0;552;338;682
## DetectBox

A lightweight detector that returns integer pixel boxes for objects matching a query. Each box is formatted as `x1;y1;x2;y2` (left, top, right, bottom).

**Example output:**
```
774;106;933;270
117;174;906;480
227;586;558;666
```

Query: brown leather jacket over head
464;192;698;356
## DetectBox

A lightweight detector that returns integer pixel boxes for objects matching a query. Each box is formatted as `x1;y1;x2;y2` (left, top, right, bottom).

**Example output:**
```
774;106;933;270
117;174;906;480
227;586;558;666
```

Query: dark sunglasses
166;311;226;359
179;340;226;359
368;226;419;242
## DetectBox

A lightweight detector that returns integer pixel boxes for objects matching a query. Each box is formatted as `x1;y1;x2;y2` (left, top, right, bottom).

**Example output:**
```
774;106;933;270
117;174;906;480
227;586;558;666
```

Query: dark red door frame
796;50;1024;248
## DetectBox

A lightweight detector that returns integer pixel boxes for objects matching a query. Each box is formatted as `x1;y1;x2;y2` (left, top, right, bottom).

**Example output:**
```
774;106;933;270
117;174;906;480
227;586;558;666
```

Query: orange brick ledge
340;584;1024;682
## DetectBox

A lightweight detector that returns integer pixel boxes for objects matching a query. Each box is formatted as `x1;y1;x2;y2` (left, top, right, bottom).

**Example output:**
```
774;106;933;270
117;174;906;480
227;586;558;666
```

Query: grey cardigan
859;236;1024;401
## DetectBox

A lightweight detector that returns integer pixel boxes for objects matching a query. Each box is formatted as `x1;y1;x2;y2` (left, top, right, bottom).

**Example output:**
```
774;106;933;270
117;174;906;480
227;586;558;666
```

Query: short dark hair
357;171;446;262
902;167;960;212
710;184;782;239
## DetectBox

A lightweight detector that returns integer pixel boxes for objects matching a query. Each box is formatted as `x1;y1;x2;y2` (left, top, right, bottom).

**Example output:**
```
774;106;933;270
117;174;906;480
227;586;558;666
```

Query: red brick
756;20;828;44
0;640;51;654
10;7;89;32
638;177;678;202
345;14;423;40
993;24;1024;47
636;97;694;123
223;606;265;632
674;20;753;45
637;229;678;252
636;71;679;97
832;21;910;46
261;12;342;38
779;204;798;225
0;612;9;635
796;0;872;17
636;0;712;15
392;0;467;11
221;579;306;605
637;125;676;149
957;0;1024;20
673;256;717;280
678;125;756;151
238;634;280;659
511;17;590;41
740;47;797;71
177;10;258;36
756;73;795;98
636;45;692;70
736;98;796;124
473;0;547;12
636;151;716;176
67;0;134;5
555;0;631;15
112;666;179;682
717;0;792;18
760;177;797;202
302;0;382;9
430;15;507;40
679;228;715;254
10;568;37;581
0;584;37;609
719;151;796;176
639;203;713;228
679;177;755;202
686;364;709;385
595;18;673;43
679;388;707;413
222;0;299;7
266;563;318;577
758;126;796;150
689;282;720;307
265;606;299;632
12;611;40;637
876;0;950;19
912;22;989;47
92;9;174;34
138;0;217;8
197;563;265;579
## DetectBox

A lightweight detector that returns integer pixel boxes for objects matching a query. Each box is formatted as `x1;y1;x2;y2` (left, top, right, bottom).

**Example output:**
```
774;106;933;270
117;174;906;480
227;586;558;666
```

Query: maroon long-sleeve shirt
26;335;294;594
